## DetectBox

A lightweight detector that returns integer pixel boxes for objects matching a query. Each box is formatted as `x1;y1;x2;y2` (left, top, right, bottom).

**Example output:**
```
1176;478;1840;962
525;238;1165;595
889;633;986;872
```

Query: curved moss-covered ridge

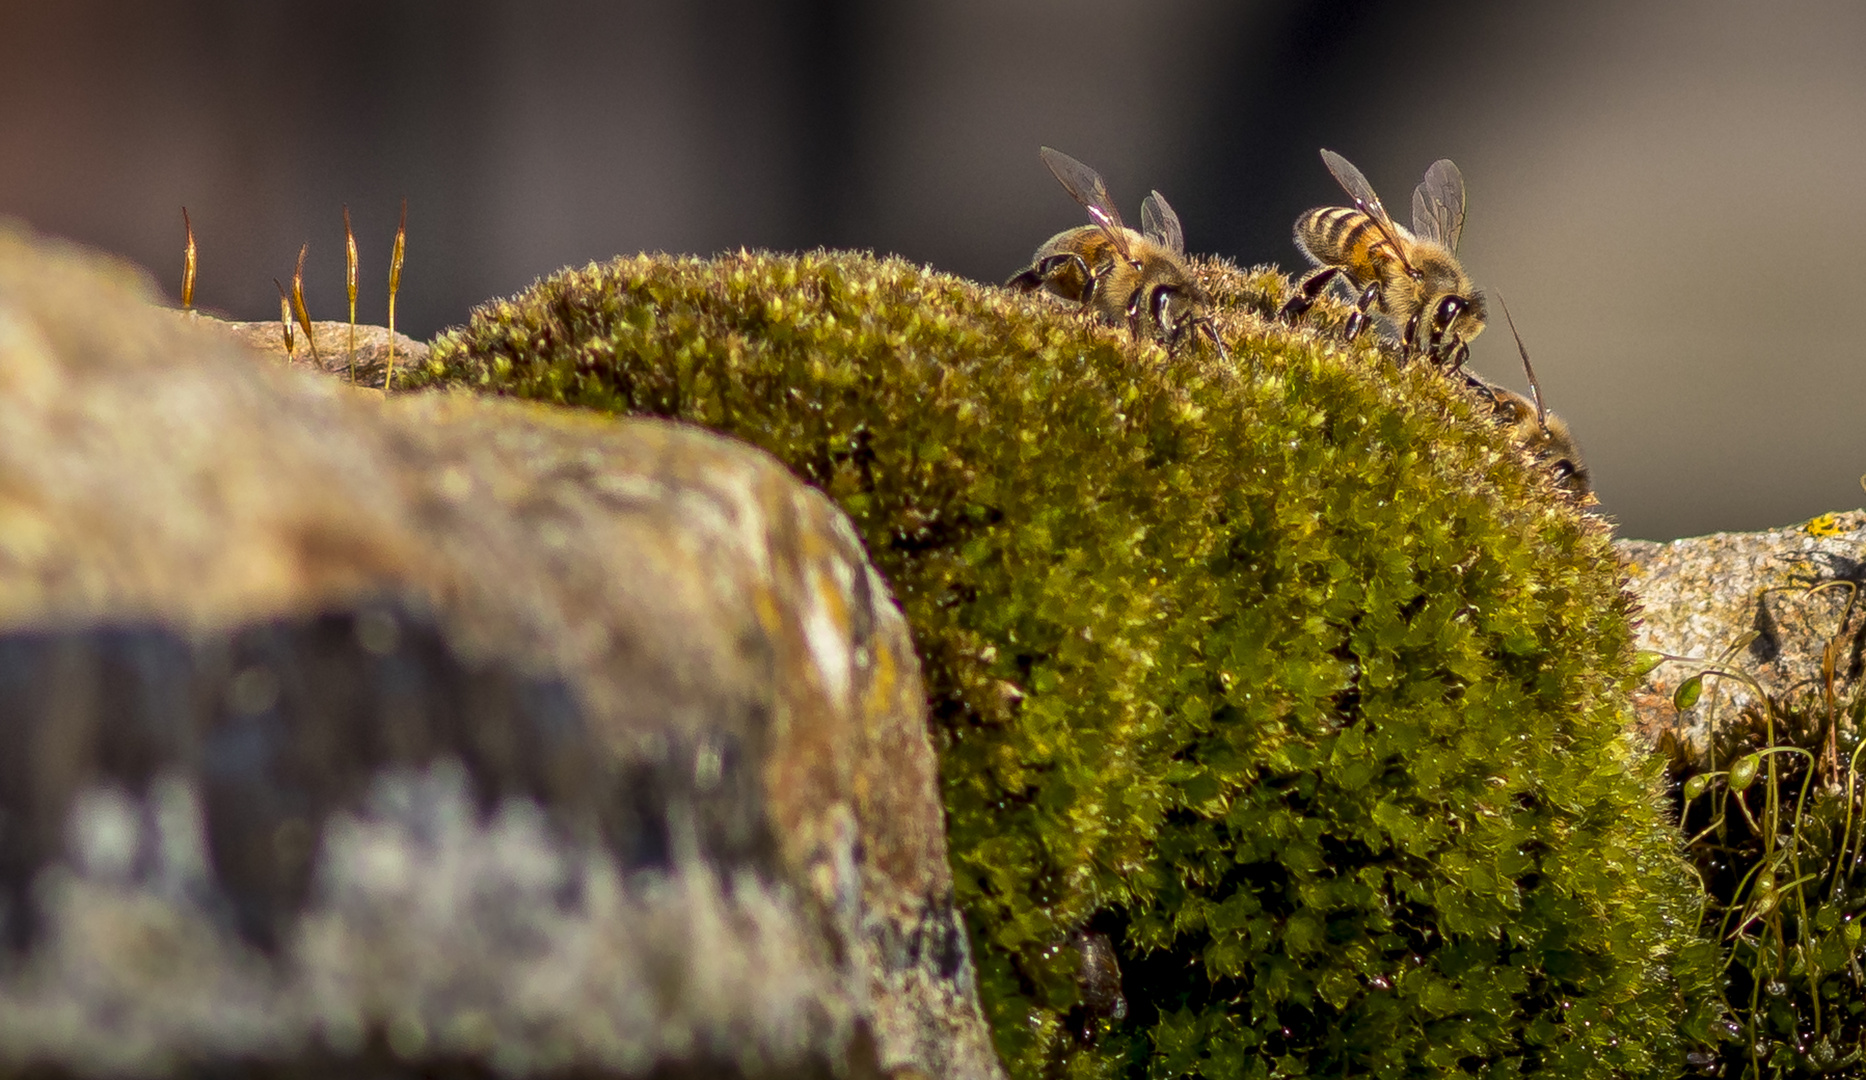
419;250;1717;1078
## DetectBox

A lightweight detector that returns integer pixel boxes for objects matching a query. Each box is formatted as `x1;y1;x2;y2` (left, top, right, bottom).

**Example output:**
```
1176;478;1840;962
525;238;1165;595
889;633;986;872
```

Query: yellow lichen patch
1804;511;1843;537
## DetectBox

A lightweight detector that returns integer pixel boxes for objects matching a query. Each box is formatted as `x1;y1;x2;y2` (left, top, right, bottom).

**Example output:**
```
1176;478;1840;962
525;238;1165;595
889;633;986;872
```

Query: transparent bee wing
1140;190;1185;255
1496;294;1545;426
1319;148;1413;273
1411;158;1467;251
1040;146;1133;261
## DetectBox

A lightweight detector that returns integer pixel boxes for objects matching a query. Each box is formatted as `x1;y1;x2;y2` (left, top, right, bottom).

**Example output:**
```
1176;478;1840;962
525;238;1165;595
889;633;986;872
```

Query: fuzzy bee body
1008;147;1226;360
1467;377;1590;496
1293;205;1409;293
1465;298;1590;497
1282;150;1485;369
1012;223;1208;343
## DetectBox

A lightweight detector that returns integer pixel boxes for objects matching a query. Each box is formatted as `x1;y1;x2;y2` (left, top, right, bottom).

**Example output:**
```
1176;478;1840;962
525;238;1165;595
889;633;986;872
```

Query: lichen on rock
0;223;995;1080
420;248;1720;1078
1619;511;1866;758
1619;511;1866;1076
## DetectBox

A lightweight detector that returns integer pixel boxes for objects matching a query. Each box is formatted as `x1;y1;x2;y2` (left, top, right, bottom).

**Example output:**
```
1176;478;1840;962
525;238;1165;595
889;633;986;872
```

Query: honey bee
1008;147;1226;360
1466;298;1589;496
1279;149;1485;369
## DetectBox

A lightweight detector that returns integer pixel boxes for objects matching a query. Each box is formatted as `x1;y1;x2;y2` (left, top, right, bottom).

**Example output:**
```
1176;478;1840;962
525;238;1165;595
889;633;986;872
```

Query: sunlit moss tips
419;248;1715;1079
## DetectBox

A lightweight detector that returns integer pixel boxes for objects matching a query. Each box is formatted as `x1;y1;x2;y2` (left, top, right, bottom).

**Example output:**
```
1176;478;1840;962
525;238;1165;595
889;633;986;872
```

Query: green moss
418;249;1716;1077
1666;656;1866;1076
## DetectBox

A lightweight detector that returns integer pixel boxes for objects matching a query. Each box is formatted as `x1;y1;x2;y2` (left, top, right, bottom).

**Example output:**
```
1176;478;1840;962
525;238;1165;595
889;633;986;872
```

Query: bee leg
1005;264;1044;291
1009;252;1077;292
1461;370;1501;405
1061;254;1100;311
1443;337;1470;373
1342;281;1381;341
1278;266;1341;321
1075;257;1104;313
1425;296;1467;368
1011;253;1098;309
1128;284;1152;340
1425;321;1468;372
1399;311;1424;364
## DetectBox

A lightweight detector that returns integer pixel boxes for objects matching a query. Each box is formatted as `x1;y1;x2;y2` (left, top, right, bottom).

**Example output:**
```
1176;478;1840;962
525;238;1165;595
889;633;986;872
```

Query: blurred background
2;0;1861;541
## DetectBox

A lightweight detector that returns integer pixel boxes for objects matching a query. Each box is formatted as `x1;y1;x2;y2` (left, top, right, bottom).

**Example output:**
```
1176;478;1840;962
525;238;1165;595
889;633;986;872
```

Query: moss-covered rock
418;249;1717;1078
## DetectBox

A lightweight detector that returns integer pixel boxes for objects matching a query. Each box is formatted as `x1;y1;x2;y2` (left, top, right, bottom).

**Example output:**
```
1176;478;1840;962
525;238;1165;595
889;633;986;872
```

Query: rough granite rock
0;223;1001;1080
1617;510;1866;757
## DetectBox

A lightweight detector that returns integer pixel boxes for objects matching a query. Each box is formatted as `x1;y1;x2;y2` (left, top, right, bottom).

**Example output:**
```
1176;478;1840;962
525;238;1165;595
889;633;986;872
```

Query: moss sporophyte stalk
415;250;1719;1078
1659;595;1866;1077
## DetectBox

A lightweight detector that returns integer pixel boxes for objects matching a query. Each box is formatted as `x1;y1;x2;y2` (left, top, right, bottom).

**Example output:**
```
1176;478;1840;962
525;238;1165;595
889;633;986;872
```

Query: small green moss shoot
418;249;1717;1078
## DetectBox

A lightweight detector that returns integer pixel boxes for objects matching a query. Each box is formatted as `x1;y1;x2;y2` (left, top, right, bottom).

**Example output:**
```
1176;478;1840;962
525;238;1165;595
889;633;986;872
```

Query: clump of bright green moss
418;249;1716;1077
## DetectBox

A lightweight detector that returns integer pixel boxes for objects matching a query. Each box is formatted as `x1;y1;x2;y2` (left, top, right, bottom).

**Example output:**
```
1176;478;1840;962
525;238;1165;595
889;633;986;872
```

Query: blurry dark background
4;0;1863;541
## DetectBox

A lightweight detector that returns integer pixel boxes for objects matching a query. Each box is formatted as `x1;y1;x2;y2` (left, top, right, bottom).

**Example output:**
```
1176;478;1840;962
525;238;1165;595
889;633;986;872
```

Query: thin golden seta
344;205;359;384
385;198;407;394
273;280;295;357
180;208;197;311
290;243;320;366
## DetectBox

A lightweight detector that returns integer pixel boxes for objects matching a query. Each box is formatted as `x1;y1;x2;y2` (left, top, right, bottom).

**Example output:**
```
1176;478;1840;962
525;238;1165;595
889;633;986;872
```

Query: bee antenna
1201;318;1229;363
1496;293;1547;429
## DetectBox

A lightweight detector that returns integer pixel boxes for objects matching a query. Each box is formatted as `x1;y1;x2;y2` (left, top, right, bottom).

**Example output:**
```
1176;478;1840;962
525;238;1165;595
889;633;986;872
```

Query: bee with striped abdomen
1008;147;1226;360
1279;149;1485;369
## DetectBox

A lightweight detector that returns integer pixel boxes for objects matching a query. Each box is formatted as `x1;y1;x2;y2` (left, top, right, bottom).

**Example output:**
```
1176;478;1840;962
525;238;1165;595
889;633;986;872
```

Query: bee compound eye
1151;287;1180;329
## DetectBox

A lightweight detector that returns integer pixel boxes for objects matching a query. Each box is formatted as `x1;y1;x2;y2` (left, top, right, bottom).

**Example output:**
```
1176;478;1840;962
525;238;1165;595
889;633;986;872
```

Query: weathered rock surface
1617;511;1866;756
189;313;430;389
0;223;1001;1080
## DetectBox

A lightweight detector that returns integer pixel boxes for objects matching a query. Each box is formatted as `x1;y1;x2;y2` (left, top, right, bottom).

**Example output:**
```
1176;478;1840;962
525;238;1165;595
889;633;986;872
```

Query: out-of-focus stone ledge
0;222;1003;1080
179;310;429;389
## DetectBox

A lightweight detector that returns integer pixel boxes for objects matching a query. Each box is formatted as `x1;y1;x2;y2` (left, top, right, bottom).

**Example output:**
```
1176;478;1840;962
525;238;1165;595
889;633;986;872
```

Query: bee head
1134;282;1226;361
1452;290;1487;338
1419;291;1486;369
1538;413;1590;497
1550;458;1588;495
1150;284;1188;338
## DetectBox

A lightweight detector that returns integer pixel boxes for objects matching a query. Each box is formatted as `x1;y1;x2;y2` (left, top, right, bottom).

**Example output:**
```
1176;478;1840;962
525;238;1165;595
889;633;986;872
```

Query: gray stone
0;223;1002;1080
1617;510;1866;759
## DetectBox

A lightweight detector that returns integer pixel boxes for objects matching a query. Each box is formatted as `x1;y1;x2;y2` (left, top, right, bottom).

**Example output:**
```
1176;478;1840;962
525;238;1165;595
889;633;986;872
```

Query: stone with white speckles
1616;510;1866;759
0;224;1000;1080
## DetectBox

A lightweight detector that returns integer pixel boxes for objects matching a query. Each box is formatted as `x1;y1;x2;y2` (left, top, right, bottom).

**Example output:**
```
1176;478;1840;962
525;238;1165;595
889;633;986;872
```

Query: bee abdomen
1297;206;1381;263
